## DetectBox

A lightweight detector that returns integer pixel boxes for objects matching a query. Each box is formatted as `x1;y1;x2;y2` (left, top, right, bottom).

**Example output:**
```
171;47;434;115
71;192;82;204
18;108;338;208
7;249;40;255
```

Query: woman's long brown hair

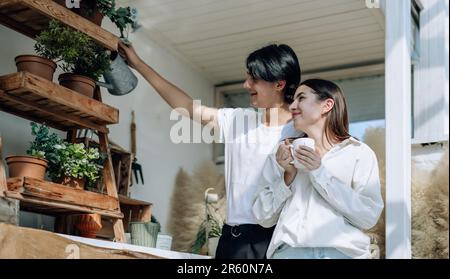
300;79;351;146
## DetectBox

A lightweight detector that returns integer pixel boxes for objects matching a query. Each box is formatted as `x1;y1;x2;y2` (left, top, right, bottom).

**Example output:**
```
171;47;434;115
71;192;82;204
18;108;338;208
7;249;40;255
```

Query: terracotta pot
60;176;86;190
58;73;96;98
88;10;104;26
15;55;57;81
5;155;48;180
54;0;104;26
74;213;102;238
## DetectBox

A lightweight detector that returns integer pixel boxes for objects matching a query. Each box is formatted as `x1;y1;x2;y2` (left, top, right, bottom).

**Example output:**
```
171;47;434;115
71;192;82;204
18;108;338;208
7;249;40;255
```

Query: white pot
208;237;220;258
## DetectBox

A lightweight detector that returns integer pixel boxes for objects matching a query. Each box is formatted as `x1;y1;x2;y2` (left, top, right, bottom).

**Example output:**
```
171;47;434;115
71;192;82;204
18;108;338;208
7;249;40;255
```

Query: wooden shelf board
0;72;119;133
119;195;152;207
0;0;119;51
5;177;123;219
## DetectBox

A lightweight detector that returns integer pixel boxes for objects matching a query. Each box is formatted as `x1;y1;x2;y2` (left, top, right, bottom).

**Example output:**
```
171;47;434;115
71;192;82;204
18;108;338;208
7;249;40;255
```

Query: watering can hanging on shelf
97;49;138;96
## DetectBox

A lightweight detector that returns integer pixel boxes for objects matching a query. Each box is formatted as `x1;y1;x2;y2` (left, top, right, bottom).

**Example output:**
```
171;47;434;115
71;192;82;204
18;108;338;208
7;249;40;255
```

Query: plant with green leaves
27;122;64;180
191;209;222;254
34;20;111;81
27;122;62;159
95;0;139;38
109;6;138;38
95;0;116;18
53;142;104;185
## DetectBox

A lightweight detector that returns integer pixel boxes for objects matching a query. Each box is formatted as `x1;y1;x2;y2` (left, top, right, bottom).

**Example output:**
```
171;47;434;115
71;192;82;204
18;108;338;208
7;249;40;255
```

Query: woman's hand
293;146;322;171
276;140;297;174
118;41;143;69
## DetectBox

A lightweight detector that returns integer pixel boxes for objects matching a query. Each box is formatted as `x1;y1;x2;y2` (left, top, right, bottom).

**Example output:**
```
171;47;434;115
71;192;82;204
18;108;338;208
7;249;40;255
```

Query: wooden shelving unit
0;80;126;242
0;0;119;51
0;0;134;244
0;83;127;242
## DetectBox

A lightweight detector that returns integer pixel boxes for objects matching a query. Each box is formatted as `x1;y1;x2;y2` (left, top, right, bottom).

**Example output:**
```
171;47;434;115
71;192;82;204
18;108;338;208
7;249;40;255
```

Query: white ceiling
119;0;385;84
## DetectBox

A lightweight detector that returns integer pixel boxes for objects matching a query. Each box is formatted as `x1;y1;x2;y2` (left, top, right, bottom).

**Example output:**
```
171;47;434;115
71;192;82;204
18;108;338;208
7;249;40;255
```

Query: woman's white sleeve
252;154;293;228
309;148;384;230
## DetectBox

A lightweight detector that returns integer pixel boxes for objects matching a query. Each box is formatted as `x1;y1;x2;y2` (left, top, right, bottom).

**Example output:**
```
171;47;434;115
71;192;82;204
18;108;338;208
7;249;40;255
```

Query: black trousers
215;224;275;259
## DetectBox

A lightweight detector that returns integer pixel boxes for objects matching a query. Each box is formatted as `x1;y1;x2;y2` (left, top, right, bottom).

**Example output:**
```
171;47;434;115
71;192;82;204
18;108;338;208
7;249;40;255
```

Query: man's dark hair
246;44;301;103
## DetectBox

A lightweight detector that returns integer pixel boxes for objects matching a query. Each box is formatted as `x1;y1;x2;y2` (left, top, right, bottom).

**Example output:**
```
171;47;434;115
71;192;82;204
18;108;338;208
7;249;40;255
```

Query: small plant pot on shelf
74;213;102;238
60;176;86;190
5;155;48;180
54;0;104;26
15;55;57;81
87;10;104;26
58;73;96;98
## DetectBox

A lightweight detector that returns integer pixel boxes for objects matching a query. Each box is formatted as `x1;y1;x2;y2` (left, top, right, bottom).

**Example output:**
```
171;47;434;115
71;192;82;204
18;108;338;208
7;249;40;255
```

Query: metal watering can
97;51;138;96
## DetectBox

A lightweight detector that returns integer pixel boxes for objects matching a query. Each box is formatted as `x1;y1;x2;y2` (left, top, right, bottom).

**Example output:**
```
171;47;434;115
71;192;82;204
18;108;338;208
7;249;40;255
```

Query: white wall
0;22;215;233
413;0;449;143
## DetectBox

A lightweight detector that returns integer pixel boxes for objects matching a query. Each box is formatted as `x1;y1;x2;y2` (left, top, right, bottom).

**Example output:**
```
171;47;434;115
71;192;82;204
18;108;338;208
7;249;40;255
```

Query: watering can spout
99;51;138;96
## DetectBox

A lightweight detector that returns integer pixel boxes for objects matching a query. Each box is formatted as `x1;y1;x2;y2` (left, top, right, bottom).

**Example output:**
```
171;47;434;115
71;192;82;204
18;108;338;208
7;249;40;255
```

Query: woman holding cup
252;79;384;259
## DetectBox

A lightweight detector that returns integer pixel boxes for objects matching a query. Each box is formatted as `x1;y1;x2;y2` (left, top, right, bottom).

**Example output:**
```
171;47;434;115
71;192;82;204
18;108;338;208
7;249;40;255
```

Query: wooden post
385;0;412;259
99;131;125;243
94;86;125;243
66;129;78;143
0;137;7;196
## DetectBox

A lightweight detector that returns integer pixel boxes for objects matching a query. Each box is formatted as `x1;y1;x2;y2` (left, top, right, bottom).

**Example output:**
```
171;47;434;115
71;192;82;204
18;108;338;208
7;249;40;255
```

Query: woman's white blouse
252;137;384;259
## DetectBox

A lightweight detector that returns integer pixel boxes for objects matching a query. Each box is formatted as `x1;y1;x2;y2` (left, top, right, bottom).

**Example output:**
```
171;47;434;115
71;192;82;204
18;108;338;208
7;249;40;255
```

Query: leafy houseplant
53;142;104;189
27;122;64;178
35;20;111;97
27;122;63;159
15;25;58;81
82;0;139;38
5;122;62;180
191;209;223;255
55;0;139;38
107;5;138;39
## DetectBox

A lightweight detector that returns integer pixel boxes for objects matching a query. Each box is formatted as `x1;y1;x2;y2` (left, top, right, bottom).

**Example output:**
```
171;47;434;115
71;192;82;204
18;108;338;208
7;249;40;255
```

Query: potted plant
14;32;59;81
54;0;139;36
191;212;222;256
54;0;105;26
35;20;111;98
5;123;62;180
107;5;139;39
52;142;103;190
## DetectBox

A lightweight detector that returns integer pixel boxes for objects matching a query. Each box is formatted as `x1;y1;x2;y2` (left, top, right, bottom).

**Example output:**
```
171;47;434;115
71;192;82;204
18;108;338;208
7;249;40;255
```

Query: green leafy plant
27;122;64;180
109;6;137;38
191;212;222;254
34;20;111;81
53;142;104;184
96;0;115;14
27;122;63;159
95;0;139;38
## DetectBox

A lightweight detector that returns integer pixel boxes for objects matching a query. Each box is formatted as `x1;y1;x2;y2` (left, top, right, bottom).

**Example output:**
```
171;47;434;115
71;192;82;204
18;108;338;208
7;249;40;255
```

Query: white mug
289;138;315;169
